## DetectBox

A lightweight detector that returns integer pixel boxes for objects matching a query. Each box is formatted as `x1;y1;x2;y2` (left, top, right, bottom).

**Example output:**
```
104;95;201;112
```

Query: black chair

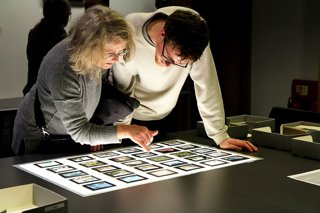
268;106;320;133
0;98;21;158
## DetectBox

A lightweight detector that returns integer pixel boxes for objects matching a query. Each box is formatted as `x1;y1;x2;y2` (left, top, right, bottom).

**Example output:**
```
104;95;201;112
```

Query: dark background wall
163;0;320;133
193;0;252;116
161;0;252;133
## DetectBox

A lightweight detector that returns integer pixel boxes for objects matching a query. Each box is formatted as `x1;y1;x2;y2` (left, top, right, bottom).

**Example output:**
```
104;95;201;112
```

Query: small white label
295;85;308;96
45;202;65;212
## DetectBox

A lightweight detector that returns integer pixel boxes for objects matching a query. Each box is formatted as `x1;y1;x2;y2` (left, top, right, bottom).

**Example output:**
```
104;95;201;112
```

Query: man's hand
219;138;258;152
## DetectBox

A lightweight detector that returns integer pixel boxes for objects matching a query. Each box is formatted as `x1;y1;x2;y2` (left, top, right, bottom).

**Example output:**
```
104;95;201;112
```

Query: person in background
83;0;109;10
155;0;172;9
111;6;258;152
23;0;71;96
12;6;158;155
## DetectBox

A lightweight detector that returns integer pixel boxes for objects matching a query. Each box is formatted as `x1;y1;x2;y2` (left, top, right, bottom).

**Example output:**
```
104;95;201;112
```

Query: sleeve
114;113;134;125
189;45;230;145
47;66;120;146
111;61;138;125
112;60;137;96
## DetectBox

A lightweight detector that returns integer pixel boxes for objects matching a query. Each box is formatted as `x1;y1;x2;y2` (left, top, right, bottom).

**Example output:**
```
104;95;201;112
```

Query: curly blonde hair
68;6;135;80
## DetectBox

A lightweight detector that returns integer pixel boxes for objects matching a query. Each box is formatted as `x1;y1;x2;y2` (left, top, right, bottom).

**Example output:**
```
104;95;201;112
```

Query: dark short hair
43;0;71;26
164;10;209;61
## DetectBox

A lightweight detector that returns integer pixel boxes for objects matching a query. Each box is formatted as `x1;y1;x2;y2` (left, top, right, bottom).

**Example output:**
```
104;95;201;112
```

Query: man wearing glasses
111;6;257;152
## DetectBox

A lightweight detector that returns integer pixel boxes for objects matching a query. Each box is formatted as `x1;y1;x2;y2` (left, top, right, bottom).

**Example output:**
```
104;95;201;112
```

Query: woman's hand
117;125;159;152
89;144;104;152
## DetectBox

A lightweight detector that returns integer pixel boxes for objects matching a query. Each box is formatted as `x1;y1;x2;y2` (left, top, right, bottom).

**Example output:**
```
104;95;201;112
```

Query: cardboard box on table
291;135;320;160
251;121;320;151
225;123;249;139
280;121;320;135
226;115;275;139
282;121;320;160
197;115;274;139
196;120;249;139
226;114;275;133
0;183;67;213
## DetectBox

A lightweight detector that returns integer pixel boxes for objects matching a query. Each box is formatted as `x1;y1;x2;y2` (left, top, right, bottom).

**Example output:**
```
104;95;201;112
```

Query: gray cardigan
12;39;120;154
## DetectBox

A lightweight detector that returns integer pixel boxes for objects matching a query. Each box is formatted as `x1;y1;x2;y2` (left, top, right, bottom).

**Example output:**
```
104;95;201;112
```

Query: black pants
18;138;89;155
39;137;90;154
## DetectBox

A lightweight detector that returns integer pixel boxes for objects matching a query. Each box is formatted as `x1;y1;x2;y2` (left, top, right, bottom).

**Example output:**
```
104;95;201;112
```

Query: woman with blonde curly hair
12;6;158;155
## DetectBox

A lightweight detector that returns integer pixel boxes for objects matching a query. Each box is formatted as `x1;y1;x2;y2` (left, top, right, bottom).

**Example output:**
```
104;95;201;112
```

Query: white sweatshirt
113;6;229;145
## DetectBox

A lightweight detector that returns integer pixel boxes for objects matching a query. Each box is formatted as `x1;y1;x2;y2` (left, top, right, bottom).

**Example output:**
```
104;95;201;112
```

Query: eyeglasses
161;40;188;68
104;49;128;60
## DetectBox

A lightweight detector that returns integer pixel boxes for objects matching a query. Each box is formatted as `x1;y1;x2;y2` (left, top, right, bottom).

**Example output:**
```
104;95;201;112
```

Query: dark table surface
1;130;319;213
